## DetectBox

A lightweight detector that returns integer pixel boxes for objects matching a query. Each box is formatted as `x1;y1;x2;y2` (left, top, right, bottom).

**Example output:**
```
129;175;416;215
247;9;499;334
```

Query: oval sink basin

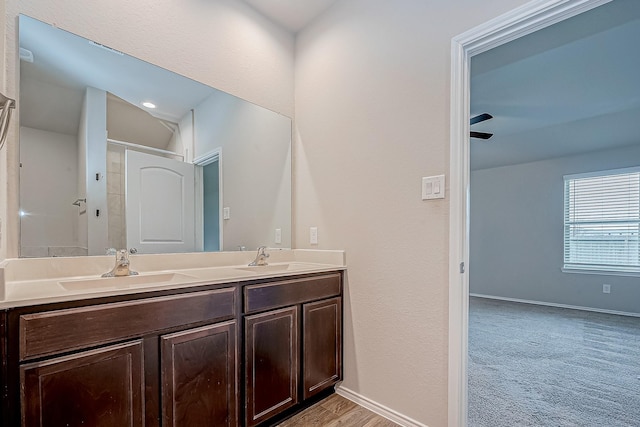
59;272;197;291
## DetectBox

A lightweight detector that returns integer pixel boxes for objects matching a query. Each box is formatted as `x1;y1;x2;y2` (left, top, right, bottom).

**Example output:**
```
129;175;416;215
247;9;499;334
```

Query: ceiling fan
470;113;493;140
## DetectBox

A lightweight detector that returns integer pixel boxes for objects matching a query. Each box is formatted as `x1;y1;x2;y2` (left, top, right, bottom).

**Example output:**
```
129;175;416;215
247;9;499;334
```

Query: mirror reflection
18;15;292;257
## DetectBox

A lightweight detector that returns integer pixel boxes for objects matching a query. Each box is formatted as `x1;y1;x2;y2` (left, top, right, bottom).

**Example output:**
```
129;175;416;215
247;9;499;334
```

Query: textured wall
0;0;295;259
294;0;529;425
0;0;550;425
470;144;640;315
193;91;292;251
0;0;7;258
19;127;78;254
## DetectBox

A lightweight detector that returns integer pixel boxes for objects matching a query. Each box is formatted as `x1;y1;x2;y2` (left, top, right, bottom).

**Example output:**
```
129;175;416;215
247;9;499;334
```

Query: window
564;167;640;274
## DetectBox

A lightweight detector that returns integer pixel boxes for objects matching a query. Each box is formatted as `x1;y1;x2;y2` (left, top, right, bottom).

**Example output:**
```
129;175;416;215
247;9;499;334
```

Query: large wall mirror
18;15;292;257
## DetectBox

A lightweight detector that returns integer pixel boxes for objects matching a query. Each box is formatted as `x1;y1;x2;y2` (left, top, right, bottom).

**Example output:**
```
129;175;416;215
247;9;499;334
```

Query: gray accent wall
470;144;640;314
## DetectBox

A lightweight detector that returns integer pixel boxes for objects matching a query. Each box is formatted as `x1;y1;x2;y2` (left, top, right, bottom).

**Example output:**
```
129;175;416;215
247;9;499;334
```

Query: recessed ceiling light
142;101;156;109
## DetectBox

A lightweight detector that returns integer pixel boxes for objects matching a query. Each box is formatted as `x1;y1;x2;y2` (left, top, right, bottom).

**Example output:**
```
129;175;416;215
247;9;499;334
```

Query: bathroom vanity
0;250;345;426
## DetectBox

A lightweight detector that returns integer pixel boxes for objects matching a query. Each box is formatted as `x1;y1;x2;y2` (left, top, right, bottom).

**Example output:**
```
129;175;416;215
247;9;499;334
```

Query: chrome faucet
249;246;269;266
102;249;139;277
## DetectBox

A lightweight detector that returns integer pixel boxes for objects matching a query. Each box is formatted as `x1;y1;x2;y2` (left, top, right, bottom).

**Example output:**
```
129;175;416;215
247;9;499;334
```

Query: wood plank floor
277;393;400;427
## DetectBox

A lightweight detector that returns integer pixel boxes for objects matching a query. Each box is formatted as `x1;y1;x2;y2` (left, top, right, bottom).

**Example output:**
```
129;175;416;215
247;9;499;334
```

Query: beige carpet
468;297;640;426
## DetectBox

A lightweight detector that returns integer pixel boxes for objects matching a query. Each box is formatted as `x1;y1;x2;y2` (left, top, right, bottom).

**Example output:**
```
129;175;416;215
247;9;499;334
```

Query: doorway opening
194;148;223;253
448;0;616;425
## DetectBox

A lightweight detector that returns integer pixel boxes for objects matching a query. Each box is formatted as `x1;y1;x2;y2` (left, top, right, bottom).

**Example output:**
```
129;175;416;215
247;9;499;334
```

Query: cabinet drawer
20;287;237;361
244;273;341;313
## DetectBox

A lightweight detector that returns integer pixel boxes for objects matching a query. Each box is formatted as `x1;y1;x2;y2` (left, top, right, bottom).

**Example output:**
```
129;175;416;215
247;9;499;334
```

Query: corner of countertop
0;264;5;301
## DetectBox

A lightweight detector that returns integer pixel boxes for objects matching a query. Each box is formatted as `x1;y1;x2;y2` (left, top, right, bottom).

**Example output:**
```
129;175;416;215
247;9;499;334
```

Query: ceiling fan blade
470;113;493;125
470;131;493;140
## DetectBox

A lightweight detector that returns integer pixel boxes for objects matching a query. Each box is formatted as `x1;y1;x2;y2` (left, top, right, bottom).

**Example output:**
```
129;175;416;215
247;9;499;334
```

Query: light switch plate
422;175;445;200
223;207;230;220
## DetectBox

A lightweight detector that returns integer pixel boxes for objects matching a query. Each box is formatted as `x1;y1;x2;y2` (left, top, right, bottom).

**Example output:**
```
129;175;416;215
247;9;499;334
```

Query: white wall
0;0;10;259
0;0;543;424
1;0;295;258
19;127;78;255
80;87;108;256
294;0;529;425
76;92;88;251
193;91;291;251
470;144;640;314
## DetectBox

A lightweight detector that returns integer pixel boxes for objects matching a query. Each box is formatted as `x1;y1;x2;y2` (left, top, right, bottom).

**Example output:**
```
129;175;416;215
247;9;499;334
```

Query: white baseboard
336;385;429;427
470;293;640;318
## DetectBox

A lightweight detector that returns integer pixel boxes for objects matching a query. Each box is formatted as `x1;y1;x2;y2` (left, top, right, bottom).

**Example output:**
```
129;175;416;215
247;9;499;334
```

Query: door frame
447;0;611;425
194;148;223;251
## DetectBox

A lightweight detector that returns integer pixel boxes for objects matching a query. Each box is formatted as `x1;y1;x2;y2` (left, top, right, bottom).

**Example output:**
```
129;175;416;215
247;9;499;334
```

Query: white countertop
0;250;346;309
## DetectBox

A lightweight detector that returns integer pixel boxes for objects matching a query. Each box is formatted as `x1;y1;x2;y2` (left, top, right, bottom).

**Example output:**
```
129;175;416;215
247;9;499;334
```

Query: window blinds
564;168;640;272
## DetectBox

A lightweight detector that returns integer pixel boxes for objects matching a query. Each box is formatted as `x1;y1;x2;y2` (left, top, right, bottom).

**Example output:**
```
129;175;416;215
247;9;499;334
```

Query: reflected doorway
202;160;220;251
194;148;223;253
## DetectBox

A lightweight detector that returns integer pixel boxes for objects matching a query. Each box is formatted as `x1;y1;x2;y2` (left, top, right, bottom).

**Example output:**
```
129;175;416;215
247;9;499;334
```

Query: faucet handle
249;246;269;266
105;247;117;256
258;246;269;259
117;249;128;260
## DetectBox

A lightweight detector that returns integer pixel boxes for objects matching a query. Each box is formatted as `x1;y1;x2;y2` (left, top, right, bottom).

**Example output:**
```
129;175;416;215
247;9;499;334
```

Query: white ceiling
242;0;339;33
18;1;339;141
470;0;640;170
19;15;217;139
21;1;640;167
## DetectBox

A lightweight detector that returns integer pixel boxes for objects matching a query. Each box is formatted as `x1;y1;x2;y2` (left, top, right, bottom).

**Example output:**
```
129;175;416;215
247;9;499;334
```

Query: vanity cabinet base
244;273;343;427
0;271;343;427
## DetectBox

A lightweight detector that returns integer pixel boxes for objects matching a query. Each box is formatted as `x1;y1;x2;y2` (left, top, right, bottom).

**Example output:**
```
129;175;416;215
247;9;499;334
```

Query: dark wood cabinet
18;288;236;360
244;306;299;427
161;320;238;427
21;340;145;427
1;270;343;427
14;287;238;427
303;297;342;400
243;273;342;426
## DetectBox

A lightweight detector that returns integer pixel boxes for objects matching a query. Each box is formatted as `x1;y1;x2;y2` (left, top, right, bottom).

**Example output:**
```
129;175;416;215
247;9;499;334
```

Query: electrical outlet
223;207;230;220
310;227;318;245
275;228;282;244
603;284;611;294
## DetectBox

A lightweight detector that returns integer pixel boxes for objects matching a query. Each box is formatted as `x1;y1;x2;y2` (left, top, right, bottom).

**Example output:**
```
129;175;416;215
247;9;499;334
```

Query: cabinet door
161;320;238;427
21;341;144;427
303;297;342;400
245;306;299;427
